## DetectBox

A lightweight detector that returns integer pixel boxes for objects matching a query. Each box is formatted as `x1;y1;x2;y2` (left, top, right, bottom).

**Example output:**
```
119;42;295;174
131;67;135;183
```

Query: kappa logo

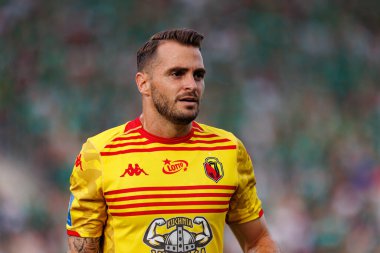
162;159;189;174
120;163;148;177
143;216;213;253
203;157;224;183
75;154;83;171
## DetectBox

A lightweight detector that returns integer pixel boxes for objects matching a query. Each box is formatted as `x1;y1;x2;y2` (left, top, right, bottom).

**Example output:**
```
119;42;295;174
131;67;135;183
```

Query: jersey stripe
105;140;153;148
110;208;229;217
104;185;236;196
108;200;230;209
106;139;231;149
111;135;146;142
67;230;81;237
105;138;231;149
113;133;225;144
100;145;236;156
192;133;218;138
105;192;234;202
185;139;231;144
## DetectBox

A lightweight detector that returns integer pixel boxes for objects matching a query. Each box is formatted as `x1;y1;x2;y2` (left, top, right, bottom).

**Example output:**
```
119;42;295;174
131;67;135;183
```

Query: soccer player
66;28;280;253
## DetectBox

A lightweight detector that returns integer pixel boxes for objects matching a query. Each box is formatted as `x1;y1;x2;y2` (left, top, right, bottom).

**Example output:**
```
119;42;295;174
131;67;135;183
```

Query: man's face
147;41;206;125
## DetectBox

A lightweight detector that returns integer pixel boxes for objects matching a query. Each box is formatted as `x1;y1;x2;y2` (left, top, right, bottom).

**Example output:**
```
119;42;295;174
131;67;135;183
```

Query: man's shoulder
85;122;129;151
194;122;248;151
194;122;237;141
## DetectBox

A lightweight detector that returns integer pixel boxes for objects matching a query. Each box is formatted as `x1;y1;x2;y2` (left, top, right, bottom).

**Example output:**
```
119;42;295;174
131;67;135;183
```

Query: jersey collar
124;117;197;144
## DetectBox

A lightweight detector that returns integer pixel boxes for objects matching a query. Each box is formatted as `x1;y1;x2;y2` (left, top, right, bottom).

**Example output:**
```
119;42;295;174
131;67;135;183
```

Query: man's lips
177;96;199;103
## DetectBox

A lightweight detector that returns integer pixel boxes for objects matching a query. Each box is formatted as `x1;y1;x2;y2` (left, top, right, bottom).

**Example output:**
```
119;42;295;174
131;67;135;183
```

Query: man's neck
139;114;192;138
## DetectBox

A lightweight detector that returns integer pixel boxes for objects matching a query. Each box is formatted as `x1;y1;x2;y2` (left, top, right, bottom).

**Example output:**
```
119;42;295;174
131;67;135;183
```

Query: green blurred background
1;0;380;252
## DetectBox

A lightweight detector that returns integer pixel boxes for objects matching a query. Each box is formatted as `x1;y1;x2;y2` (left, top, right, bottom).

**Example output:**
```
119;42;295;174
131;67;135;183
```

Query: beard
151;84;200;125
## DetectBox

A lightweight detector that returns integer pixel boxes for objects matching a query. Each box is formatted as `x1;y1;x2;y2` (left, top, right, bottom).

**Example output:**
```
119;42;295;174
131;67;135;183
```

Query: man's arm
229;216;280;253
67;236;101;253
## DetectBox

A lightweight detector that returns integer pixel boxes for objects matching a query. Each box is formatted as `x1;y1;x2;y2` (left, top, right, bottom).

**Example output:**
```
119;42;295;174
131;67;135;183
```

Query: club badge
203;157;223;183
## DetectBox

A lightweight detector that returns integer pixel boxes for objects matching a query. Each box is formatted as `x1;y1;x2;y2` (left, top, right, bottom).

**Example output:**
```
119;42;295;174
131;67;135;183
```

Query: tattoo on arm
68;236;101;253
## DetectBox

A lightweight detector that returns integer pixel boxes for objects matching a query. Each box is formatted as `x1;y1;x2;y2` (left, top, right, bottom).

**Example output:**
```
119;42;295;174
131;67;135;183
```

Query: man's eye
171;71;184;77
194;72;205;81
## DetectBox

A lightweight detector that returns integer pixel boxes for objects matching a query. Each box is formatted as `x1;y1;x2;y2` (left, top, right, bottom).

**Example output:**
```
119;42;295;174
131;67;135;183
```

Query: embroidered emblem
203;157;223;182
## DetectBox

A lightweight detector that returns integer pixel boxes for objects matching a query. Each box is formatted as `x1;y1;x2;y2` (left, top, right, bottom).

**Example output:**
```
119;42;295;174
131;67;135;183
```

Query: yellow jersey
66;117;263;253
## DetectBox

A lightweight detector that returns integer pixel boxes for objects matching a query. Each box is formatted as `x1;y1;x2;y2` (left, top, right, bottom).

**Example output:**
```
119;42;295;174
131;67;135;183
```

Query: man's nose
184;74;198;90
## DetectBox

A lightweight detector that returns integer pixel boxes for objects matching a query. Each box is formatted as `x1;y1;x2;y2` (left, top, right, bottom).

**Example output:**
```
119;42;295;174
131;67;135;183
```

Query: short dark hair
137;28;204;71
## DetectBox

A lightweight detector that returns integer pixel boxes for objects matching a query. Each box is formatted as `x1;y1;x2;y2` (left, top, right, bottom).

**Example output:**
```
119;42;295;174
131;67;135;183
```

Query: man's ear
135;71;150;96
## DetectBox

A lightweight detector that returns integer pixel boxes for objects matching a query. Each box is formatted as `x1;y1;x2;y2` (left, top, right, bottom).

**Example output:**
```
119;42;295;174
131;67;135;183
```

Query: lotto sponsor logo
162;159;188;174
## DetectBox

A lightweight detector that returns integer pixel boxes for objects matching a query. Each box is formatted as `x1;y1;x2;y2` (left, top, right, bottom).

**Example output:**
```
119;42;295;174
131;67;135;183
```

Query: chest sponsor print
143;216;213;253
162;159;189;174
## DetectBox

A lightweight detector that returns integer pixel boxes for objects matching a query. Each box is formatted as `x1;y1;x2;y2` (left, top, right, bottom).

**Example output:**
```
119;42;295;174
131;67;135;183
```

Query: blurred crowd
0;0;379;252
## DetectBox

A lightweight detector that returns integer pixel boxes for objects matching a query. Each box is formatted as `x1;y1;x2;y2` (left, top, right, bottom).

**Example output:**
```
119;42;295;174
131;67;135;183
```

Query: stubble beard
151;84;200;125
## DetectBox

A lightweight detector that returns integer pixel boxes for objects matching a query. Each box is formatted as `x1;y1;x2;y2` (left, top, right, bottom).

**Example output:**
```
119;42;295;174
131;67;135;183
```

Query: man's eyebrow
165;67;206;74
165;67;188;74
194;68;206;75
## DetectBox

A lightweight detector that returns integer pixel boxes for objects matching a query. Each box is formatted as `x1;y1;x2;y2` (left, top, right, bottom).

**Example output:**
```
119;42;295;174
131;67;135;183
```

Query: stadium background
0;0;380;252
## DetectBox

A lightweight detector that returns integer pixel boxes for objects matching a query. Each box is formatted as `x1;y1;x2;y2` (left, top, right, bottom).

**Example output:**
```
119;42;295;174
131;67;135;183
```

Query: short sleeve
66;140;107;237
226;139;263;224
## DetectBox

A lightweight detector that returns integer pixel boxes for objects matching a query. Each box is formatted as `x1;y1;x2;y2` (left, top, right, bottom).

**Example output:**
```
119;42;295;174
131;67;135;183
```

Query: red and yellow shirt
67;117;263;253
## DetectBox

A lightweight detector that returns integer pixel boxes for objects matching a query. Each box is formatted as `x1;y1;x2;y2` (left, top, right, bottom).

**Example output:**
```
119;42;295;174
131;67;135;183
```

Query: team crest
203;157;223;183
143;216;213;253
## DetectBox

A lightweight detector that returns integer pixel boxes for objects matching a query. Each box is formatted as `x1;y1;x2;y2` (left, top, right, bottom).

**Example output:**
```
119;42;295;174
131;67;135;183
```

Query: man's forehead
157;39;199;49
141;40;204;74
156;41;202;58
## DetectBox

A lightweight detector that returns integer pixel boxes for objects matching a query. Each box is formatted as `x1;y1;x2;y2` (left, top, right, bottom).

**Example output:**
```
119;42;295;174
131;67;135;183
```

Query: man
66;28;280;253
